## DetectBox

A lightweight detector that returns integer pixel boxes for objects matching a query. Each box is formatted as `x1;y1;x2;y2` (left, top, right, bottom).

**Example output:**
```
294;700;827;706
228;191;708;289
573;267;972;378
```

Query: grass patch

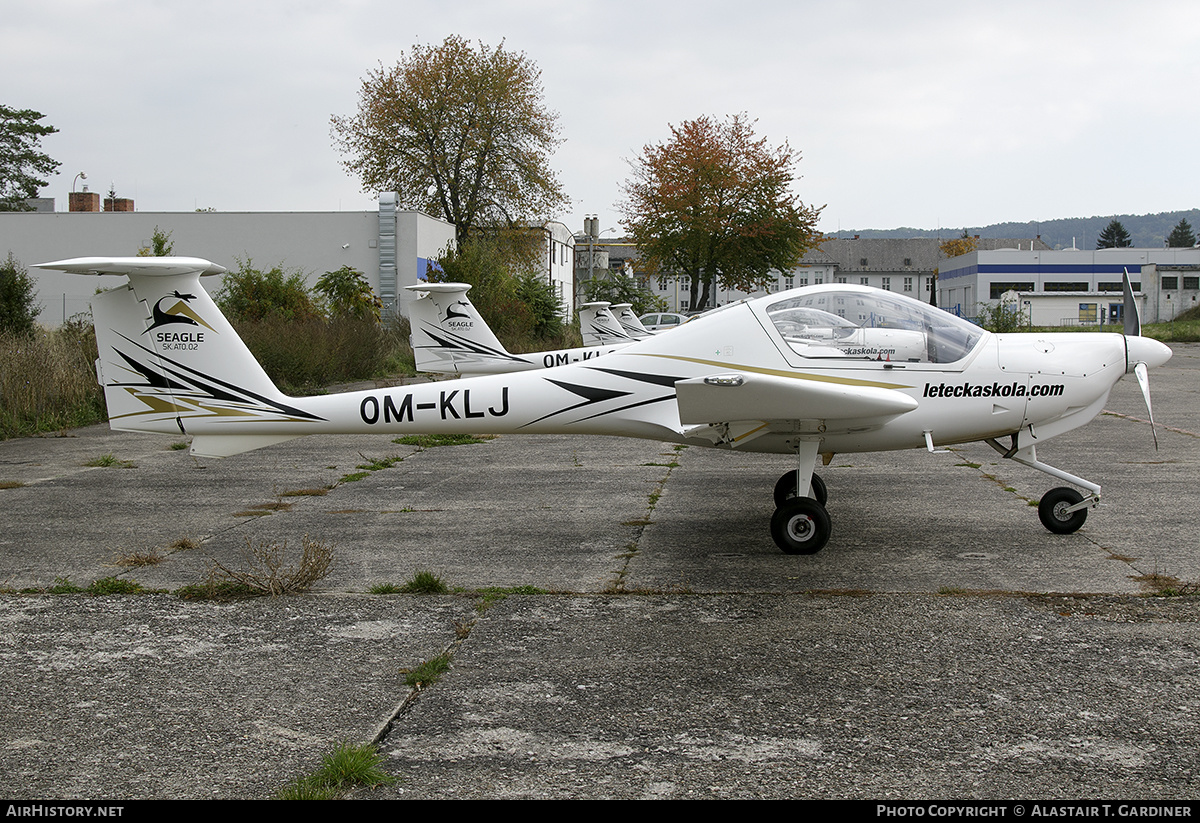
392;433;491;448
357;454;403;471
338;471;371;484
398;570;449;594
280;487;330;497
84;453;135;469
86;577;145;595
275;742;396;799
175;580;263;601
1134;571;1200;597
403;653;451;688
114;549;163;568
169;441;189;451
0;323;106;440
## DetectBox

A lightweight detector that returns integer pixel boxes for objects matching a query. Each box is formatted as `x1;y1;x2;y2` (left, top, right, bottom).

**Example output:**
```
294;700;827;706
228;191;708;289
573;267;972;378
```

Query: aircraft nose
1126;335;1172;372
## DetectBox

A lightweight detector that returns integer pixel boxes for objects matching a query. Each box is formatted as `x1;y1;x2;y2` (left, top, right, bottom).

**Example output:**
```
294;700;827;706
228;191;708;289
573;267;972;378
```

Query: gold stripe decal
633;353;911;390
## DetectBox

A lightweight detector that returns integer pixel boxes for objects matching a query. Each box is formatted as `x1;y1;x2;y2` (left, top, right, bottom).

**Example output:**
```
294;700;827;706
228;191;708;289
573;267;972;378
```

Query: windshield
765;290;983;364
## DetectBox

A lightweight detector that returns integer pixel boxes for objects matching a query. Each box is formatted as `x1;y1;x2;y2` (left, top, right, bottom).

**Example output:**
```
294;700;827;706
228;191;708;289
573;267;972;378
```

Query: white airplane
578;302;661;347
578;301;638;347
405;282;627;375
35;256;1171;555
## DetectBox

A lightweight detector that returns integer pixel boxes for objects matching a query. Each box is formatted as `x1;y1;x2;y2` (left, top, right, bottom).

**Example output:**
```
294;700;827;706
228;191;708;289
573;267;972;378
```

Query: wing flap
675;372;917;426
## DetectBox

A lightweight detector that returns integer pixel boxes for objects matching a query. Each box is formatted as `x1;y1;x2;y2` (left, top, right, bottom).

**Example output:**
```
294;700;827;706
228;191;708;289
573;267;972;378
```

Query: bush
430;234;573;350
235;314;410;393
215;259;321;322
0;253;41;336
0;316;105;439
315;266;382;321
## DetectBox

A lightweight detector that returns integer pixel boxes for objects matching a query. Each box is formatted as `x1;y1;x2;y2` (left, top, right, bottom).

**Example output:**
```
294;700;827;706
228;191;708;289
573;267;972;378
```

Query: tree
331;36;567;244
931;234;978;306
582;271;667;316
0;106;61;212
1097;219;1132;249
315;265;382;322
619;114;822;311
214;259;321;323
0;254;41;335
1167;218;1196;248
136;226;175;257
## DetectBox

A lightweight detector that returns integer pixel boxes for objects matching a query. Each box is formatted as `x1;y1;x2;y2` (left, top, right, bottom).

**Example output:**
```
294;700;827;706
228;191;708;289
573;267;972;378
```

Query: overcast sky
7;0;1199;238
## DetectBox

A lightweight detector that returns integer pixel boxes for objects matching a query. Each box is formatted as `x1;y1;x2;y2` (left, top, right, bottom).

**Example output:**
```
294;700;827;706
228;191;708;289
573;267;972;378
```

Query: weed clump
398;570;448;594
205;535;334;597
276;742;395;799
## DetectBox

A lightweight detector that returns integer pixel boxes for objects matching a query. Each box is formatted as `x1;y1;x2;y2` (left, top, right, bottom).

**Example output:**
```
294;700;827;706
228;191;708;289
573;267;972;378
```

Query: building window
989;282;1035;299
860;277;869;285
859;258;868;267
1185;276;1199;290
836;276;846;283
814;276;823;285
1162;276;1179;290
784;276;794;290
881;277;891;291
903;258;912;267
1044;282;1089;292
903;276;913;292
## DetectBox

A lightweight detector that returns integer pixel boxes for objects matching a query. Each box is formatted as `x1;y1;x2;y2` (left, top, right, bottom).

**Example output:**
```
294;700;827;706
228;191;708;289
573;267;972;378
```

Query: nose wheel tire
1038;487;1088;534
770;498;832;554
773;470;828;508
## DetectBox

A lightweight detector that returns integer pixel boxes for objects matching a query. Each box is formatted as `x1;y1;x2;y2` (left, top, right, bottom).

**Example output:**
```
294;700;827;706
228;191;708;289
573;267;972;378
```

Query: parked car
637;312;689;331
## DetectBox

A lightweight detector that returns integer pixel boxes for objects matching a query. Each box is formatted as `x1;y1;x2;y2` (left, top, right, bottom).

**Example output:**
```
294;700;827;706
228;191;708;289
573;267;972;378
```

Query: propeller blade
1134;361;1159;450
1122;269;1140;337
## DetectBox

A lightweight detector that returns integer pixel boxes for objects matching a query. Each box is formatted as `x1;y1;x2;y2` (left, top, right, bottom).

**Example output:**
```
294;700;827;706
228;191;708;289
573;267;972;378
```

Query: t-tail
36;257;325;458
405;281;629;375
578;301;636;346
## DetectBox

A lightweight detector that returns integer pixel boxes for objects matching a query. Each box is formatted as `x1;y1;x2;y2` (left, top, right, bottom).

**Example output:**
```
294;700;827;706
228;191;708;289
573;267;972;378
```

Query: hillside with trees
831;209;1200;250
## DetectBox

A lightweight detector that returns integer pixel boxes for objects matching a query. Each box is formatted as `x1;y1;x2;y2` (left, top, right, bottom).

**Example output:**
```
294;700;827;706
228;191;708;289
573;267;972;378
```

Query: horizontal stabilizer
675;372;917;426
36;257;227;277
189;433;303;458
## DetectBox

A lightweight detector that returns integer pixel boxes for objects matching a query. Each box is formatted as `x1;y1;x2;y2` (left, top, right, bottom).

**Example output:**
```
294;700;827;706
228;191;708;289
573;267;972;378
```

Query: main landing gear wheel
770;498;832;555
1038;487;1088;534
773;470;828;508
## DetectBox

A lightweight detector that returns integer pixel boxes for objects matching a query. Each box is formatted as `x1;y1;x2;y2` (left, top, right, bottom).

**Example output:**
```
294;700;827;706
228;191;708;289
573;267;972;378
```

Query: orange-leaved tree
619;114;823;311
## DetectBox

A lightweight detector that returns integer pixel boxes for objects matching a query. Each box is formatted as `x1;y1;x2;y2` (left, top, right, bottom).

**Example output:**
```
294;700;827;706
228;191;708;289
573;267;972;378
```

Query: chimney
104;197;134;212
69;190;100;212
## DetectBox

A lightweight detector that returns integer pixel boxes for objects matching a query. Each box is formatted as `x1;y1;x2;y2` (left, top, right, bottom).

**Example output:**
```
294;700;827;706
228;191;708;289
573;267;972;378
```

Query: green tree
0;253;41;335
315;266;382;322
331;36;567;244
136;226;175;257
619;114;823;311
1167;218;1196;248
0;106;61;212
1097;219;1132;249
428;232;564;346
582;272;666;316
214;259;321;322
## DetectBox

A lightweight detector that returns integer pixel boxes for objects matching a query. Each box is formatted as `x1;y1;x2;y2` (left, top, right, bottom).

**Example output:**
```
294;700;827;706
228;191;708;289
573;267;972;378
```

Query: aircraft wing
674;371;917;428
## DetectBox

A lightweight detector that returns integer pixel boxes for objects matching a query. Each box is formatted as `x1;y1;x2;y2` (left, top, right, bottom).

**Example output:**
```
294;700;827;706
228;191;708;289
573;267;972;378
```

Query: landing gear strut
770;440;831;554
986;437;1099;536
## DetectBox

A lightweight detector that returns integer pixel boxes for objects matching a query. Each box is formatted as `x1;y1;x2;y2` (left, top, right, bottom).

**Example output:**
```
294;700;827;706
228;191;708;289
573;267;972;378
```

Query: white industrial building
2;193;579;325
937;247;1200;325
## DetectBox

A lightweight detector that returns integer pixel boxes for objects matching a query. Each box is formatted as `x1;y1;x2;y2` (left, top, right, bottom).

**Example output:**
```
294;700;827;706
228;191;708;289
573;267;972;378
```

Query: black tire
1038;487;1088;534
770;498;832;555
773;470;827;508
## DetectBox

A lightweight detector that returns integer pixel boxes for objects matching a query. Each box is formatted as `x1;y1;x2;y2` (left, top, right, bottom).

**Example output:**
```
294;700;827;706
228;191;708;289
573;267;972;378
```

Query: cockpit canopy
764;288;984;364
